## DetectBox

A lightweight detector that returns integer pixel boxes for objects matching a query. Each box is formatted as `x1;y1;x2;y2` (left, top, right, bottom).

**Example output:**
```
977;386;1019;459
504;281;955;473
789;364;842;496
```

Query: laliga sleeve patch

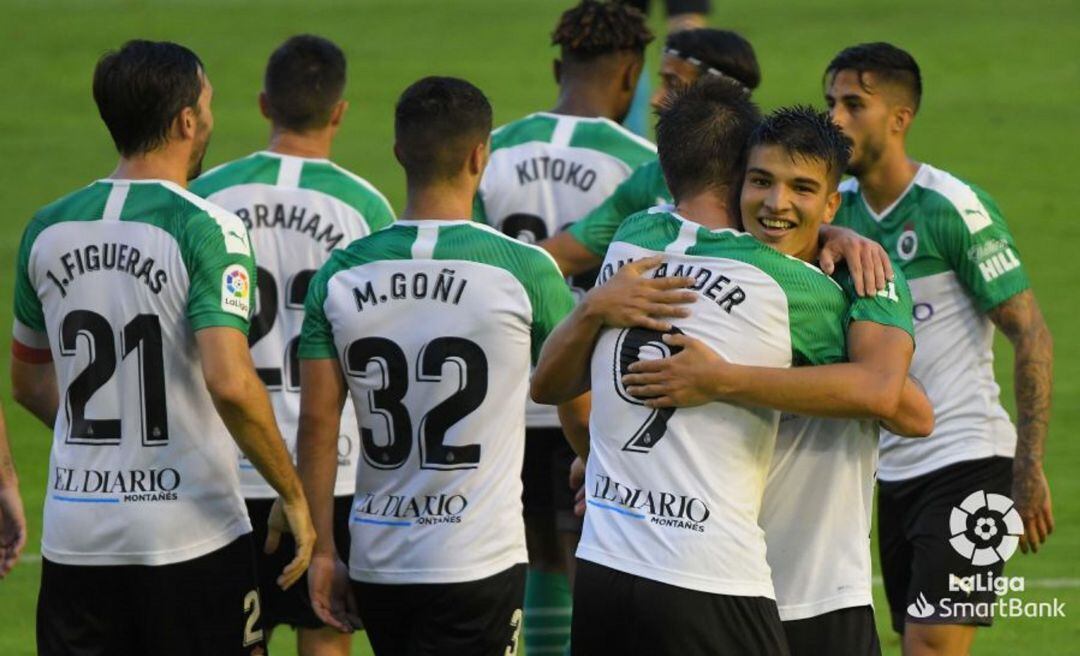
221;264;252;318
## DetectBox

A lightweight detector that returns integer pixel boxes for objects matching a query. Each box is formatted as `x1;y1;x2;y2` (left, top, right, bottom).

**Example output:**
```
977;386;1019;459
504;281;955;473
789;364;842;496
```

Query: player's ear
624;57;644;92
258;92;272;121
176;106;197;141
392;142;405;166
892;105;915;135
823;189;842;224
467;139;488;176
553;59;562;85
330;100;348;128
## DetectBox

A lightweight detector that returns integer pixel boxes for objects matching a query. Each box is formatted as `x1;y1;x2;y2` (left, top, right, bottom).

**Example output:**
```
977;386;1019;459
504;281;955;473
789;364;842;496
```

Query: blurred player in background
191;34;394;656
620;0;711;136
473;2;653;650
0;404;26;579
540;28;760;275
10;40;313;655
298;76;582;655
824;42;1054;656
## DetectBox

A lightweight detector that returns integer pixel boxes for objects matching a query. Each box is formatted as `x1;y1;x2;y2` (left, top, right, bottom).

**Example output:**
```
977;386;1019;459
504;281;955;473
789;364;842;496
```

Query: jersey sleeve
567;164;657;256
786;272;849;366
181;210;256;333
12;219;50;354
524;252;575;364
930;186;1030;312
298;261;339;360
836;266;915;339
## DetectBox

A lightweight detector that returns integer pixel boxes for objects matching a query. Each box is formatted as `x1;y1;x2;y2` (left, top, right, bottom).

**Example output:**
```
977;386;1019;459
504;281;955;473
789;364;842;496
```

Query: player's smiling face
741;144;840;261
825;69;889;176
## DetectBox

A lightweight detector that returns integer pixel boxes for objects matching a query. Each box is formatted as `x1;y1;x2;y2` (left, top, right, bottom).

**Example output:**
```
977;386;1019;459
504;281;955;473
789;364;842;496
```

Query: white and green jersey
12;179;256;566
300;220;574;584
834;164;1029;481
762;268;914;621
191;151;395;498
474;111;655;429
577;208;848;598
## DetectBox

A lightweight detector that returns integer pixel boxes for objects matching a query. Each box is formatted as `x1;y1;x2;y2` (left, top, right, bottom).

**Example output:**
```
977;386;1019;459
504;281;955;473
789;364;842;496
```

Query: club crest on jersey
221;265;252;318
897;226;919;261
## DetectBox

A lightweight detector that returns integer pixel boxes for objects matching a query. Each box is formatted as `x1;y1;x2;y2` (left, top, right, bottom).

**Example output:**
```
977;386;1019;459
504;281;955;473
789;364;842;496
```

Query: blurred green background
1;1;1077;653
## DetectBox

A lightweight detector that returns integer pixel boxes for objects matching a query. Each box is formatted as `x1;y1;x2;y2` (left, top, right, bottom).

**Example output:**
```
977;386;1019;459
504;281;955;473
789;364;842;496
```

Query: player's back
476;112;655;247
13;179;255;565
579;208;848;597
191;151;395;498
300;220;574;584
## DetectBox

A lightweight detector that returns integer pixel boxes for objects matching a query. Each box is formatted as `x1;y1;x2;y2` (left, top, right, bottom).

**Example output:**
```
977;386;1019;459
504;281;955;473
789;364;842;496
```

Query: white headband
664;48;750;94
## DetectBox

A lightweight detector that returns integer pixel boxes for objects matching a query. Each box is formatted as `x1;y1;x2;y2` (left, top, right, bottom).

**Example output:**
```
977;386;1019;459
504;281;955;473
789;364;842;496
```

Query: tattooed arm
988;289;1054;554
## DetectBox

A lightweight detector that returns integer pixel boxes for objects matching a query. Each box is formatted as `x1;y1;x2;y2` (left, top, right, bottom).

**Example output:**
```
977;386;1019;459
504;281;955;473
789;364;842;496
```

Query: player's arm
988;289;1054;553
295;357;358;632
557;392;591;460
531;256;695;404
196;327;314;588
818;225;894;296
0;405;27;579
935;187;1051;553
622;322;925;432
541;231;604;277
9;356;58;429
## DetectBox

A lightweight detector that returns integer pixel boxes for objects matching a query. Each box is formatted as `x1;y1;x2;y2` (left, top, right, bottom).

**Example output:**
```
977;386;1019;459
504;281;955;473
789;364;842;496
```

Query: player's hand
1013;462;1054;554
622;333;727;408
0;484;27;579
308;552;361;633
818;225;893;296
569;456;587;518
264;496;316;590
582;256;696;332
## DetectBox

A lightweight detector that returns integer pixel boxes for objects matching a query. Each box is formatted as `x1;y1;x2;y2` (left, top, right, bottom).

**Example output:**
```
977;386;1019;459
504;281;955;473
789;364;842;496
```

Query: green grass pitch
0;1;1077;654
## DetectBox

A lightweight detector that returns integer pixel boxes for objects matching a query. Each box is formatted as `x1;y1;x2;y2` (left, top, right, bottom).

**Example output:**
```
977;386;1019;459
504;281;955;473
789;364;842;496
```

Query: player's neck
266;128;333;160
551;82;618;121
110;148;191;187
401;181;475;221
857;148;920;214
674;189;737;231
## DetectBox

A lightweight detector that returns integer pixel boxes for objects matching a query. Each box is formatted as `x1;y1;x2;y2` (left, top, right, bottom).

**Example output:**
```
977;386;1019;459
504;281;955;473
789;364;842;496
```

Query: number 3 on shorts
243;589;264;647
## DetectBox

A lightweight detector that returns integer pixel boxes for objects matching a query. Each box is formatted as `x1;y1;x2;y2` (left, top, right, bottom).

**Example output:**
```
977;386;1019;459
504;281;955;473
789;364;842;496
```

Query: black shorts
38;534;265;656
522;427;580;533
782;605;881;656
352;563;526;656
246;495;353;630
571;559;789;656
878;456;1014;633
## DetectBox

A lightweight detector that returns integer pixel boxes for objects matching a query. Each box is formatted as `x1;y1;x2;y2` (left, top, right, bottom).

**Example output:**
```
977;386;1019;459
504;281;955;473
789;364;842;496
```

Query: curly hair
551;0;654;61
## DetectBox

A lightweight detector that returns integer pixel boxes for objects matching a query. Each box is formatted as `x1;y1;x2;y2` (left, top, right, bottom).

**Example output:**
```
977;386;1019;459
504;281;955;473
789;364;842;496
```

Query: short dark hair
263;35;346;132
394;77;493;184
655;77;761;201
92;40;203;157
747;106;852;187
665;29;761;92
551;0;653;63
825;42;922;111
